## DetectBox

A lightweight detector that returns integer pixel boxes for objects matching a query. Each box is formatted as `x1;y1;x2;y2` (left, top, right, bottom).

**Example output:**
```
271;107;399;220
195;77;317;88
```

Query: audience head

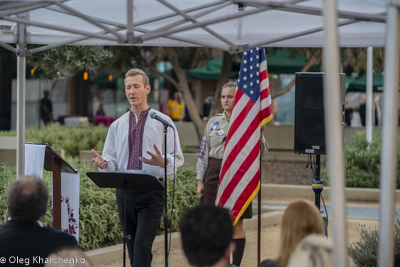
287;234;333;267
44;90;50;98
45;248;93;267
180;205;233;267
277;199;324;267
362;95;367;103
7;175;49;222
173;91;181;103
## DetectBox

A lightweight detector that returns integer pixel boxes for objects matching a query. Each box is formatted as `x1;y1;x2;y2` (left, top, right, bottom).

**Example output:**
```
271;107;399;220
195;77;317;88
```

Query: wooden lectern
43;145;78;230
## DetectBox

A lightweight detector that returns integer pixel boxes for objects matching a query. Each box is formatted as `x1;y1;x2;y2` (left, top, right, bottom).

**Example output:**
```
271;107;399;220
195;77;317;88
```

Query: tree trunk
209;51;234;118
166;48;205;140
68;73;77;116
68;70;91;117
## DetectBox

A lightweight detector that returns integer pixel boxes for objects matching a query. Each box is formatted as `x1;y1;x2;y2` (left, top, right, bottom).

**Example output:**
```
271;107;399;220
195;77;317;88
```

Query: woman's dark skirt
201;158;252;219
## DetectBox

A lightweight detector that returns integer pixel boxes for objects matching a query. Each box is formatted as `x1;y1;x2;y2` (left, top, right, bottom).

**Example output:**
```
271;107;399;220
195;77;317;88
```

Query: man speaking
91;68;184;267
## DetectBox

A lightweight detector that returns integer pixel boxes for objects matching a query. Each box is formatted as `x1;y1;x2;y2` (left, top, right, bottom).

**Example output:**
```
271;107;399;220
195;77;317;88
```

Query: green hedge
322;130;400;189
0;159;199;251
0;124;108;157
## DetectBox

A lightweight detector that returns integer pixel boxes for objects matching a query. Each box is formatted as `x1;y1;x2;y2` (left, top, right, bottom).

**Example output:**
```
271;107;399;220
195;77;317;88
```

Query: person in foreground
91;68;184;267
44;248;93;267
0;176;80;267
180;205;235;267
286;234;333;267
259;199;325;267
196;82;268;267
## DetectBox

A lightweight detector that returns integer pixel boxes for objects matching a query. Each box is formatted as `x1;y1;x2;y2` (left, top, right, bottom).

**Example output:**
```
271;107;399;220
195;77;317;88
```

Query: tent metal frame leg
378;3;400;267
322;0;348;266
16;13;27;178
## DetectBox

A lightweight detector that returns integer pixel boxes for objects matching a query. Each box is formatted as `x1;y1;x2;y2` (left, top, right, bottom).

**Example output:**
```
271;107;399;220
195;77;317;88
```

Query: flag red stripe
260;88;270;99
218;138;261;205
261;105;273;118
260;71;267;83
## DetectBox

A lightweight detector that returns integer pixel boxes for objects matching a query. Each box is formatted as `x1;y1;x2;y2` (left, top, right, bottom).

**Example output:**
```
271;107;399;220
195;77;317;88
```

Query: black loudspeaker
294;72;345;155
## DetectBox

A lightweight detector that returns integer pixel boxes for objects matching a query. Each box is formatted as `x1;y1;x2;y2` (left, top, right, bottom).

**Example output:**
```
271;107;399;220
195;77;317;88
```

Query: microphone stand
163;123;168;267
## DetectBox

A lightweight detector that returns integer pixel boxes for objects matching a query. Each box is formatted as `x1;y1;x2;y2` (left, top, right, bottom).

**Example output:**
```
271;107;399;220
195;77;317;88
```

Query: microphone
150;112;175;129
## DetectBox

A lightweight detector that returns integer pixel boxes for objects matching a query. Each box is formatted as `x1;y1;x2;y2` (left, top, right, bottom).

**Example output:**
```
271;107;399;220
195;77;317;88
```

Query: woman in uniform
196;82;268;267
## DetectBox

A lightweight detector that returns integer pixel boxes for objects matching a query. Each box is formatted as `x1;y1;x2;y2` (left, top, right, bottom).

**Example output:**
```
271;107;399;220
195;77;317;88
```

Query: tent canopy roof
346;72;384;92
0;0;387;52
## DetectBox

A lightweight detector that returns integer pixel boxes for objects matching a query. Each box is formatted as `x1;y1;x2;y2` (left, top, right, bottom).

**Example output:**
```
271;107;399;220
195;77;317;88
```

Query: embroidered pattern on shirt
197;138;207;159
127;107;151;170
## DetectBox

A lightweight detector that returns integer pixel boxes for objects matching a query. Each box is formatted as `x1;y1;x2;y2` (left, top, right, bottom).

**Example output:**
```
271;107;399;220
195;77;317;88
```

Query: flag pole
257;130;262;266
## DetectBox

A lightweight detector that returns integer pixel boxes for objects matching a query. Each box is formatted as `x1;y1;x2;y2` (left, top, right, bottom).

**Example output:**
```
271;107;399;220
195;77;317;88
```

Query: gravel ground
261;161;317;185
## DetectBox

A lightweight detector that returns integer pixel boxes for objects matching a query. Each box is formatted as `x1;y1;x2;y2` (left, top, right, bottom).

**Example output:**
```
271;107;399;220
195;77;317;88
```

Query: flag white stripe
261;95;272;110
260;78;269;92
260;60;267;72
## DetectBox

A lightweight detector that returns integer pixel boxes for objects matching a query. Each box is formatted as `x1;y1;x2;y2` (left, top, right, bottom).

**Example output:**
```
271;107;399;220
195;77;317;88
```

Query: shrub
0;124;108;157
322;130;400;189
0;160;199;251
159;166;200;233
348;216;400;266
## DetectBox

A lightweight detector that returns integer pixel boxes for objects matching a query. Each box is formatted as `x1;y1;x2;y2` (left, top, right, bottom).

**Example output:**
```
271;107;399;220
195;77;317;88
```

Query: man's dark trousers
116;188;164;267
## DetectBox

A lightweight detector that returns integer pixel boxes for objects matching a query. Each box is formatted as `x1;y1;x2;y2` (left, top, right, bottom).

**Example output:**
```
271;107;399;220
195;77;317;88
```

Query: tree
28;45;112;116
28;45;112;82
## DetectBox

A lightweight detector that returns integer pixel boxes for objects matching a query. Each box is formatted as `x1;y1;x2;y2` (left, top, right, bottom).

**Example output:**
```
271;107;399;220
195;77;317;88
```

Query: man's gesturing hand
91;149;108;169
139;144;166;167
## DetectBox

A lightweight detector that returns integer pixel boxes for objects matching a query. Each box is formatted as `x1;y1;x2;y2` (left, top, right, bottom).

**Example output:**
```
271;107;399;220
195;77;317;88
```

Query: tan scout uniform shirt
196;111;268;181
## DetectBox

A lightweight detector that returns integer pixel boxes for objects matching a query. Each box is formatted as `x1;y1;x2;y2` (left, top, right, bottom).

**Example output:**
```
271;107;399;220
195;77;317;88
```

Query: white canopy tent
0;0;387;49
0;0;397;266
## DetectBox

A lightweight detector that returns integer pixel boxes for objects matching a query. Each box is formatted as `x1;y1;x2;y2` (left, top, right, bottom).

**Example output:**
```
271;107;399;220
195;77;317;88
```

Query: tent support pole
16;13;27;178
366;47;373;147
127;0;134;42
378;4;400;267
0;42;18;54
157;0;238;49
0;14;118;42
322;1;348;266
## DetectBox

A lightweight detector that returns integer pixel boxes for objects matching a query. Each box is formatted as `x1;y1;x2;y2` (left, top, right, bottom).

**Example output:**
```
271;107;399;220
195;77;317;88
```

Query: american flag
216;47;272;224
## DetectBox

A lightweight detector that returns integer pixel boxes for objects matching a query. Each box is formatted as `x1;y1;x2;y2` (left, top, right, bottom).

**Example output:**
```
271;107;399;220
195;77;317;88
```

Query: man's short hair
180;205;233;267
7;176;49;222
125;68;149;86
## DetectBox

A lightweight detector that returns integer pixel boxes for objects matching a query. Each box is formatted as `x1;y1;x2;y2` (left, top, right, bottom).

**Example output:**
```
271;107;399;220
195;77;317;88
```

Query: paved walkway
260;202;400;220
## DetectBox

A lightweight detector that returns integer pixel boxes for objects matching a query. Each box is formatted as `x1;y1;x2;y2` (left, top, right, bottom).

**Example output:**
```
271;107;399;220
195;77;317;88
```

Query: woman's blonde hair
276;199;324;267
222;82;236;89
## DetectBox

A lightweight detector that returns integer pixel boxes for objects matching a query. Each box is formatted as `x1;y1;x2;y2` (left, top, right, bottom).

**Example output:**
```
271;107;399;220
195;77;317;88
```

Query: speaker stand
311;154;328;238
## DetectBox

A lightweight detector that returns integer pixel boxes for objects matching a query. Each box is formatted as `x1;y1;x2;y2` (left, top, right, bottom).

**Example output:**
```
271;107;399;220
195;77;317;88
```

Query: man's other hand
139;144;165;167
91;149;107;169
